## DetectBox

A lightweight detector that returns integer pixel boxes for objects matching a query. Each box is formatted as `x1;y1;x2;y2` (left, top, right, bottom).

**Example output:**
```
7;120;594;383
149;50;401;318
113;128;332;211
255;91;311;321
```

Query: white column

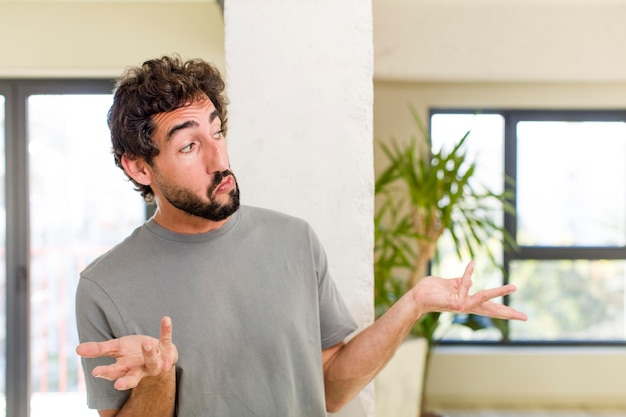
224;1;374;416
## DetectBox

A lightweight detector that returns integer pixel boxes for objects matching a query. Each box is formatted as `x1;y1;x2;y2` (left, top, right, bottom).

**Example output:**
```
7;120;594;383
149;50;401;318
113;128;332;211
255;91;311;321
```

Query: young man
76;55;527;417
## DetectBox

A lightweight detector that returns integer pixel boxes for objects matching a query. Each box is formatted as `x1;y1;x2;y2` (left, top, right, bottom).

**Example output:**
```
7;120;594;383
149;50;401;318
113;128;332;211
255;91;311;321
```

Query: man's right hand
76;316;178;390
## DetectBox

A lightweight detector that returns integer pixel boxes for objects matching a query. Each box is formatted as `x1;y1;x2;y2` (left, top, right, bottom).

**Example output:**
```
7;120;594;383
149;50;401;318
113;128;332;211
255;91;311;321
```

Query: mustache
213;169;234;184
208;169;236;195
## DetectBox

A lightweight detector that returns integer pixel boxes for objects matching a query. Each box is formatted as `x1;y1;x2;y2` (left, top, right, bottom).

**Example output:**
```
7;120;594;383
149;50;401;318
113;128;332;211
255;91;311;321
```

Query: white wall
224;1;374;415
0;1;225;77
374;0;626;83
428;346;626;409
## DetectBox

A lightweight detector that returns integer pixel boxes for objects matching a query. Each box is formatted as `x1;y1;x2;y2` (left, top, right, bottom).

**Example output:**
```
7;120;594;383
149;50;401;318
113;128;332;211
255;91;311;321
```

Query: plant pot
374;337;428;417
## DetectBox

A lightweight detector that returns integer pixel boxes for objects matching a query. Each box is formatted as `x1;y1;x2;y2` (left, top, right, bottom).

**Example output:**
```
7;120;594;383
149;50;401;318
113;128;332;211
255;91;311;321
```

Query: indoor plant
374;106;515;416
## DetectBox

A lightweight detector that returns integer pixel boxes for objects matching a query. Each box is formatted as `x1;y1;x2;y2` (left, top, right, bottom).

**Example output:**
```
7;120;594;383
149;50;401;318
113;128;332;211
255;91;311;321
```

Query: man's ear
121;154;153;186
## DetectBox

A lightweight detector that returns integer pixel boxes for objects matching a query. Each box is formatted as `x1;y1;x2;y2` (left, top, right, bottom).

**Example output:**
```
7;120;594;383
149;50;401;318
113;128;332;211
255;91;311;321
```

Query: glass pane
509;260;626;341
0;95;7;415
431;113;507;341
431;113;505;197
430;115;505;279
517;121;626;246
28;95;145;416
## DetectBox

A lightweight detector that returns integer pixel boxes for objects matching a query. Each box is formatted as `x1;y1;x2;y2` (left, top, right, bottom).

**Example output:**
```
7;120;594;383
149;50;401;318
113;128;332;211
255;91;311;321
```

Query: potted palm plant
374;106;515;417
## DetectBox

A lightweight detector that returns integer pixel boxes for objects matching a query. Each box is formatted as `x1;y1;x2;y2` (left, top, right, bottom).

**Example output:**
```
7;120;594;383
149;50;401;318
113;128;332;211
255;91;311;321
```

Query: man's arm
321;262;527;412
77;317;178;417
321;288;422;412
96;366;176;417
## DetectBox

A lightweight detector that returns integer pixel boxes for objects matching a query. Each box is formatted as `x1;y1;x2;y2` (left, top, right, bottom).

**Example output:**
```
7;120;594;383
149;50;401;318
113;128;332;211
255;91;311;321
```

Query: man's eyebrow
165;109;220;141
209;109;220;124
167;120;199;141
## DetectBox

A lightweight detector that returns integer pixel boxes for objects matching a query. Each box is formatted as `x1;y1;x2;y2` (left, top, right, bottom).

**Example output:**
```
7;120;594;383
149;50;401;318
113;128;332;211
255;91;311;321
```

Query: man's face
149;98;240;222
153;167;240;222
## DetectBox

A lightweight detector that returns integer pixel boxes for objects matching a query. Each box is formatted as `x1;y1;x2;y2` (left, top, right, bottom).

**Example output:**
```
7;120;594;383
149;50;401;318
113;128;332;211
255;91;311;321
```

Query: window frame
430;108;626;346
1;79;116;417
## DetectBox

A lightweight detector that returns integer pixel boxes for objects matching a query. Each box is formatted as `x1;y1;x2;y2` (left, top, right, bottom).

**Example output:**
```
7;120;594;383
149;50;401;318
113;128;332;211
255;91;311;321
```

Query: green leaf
374;106;518;344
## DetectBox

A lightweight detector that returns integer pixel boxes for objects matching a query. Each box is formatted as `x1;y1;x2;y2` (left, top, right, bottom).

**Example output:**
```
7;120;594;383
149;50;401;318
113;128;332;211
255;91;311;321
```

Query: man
76;55;527;417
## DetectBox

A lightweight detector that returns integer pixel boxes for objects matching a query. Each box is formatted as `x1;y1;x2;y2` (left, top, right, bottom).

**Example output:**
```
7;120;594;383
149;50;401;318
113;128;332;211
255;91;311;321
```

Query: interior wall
373;0;626;83
373;0;626;409
427;346;626;409
224;2;374;414
0;1;225;77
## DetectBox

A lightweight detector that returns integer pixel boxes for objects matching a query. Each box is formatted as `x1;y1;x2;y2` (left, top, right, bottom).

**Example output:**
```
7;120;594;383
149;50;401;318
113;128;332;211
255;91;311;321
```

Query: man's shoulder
241;205;310;229
80;223;148;280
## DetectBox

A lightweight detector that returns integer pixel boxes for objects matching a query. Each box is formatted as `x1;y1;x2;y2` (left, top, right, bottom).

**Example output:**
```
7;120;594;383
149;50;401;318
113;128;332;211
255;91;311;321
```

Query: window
430;110;626;344
0;91;6;415
1;81;146;417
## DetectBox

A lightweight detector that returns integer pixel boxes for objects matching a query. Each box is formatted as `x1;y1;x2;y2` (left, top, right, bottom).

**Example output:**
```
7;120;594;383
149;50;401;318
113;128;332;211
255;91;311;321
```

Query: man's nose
204;138;229;173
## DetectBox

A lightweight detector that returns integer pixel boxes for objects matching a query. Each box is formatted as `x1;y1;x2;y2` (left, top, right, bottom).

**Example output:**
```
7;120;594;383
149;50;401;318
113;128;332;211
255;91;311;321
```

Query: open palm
412;262;527;321
76;316;178;390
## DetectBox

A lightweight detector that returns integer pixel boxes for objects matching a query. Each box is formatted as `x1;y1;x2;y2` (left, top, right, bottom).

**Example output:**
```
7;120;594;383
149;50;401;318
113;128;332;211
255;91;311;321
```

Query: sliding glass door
1;81;146;417
0;92;7;416
27;92;145;416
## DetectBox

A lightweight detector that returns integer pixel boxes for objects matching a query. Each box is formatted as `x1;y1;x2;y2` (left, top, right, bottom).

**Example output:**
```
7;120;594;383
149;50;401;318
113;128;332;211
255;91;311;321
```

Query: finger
76;339;121;358
159;316;173;347
92;362;132;381
470;301;528;321
458;261;475;299
159;316;179;366
113;366;145;391
142;341;161;375
469;284;518;305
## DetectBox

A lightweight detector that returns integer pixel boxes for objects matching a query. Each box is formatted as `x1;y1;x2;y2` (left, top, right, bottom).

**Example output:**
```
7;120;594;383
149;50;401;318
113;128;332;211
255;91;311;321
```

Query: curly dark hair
108;55;229;202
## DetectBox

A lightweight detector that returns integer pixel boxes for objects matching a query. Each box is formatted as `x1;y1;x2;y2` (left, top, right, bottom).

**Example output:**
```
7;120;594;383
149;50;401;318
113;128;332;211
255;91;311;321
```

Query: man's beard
155;169;241;222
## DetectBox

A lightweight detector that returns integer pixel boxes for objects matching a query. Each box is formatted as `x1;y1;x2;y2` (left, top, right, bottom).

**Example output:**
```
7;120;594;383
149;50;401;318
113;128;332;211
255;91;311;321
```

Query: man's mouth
216;175;234;193
209;170;236;198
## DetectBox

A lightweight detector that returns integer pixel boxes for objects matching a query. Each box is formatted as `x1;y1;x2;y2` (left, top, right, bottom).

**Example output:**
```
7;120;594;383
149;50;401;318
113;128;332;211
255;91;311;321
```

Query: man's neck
152;209;231;234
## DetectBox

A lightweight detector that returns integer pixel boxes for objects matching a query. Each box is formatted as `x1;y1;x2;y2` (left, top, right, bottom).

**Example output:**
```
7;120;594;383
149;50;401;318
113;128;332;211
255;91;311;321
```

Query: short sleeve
75;277;131;410
308;227;358;349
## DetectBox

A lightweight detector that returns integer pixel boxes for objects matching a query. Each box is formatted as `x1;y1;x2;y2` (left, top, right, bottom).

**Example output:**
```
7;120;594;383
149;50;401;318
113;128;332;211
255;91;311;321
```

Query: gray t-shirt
76;205;357;416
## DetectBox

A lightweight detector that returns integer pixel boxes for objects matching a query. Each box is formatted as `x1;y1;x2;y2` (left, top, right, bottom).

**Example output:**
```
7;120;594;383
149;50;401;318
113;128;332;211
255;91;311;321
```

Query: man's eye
213;129;223;139
180;143;194;153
